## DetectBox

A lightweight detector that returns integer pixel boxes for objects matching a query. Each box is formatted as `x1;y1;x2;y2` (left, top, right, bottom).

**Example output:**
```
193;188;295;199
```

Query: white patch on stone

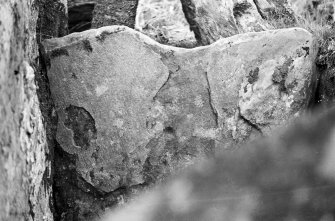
96;84;109;97
114;118;124;128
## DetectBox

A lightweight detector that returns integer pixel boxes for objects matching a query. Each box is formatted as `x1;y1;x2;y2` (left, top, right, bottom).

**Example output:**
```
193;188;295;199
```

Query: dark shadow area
69;2;95;33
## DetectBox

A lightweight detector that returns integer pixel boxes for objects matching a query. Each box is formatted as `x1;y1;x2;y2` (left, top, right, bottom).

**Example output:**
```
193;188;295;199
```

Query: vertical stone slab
180;0;298;46
92;0;139;28
135;0;197;47
0;0;63;220
180;0;239;45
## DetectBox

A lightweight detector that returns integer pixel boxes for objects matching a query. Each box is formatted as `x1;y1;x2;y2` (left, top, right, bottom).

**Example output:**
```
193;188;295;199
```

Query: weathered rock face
92;0;138;28
0;0;68;220
103;107;335;221
43;26;316;219
180;0;297;45
0;0;65;220
135;0;197;47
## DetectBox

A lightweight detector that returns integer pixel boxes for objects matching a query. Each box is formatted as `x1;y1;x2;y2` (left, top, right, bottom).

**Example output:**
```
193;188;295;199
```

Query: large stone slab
43;26;316;196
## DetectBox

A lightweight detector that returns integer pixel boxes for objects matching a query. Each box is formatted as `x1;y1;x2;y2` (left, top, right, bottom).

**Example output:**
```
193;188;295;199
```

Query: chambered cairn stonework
3;0;335;221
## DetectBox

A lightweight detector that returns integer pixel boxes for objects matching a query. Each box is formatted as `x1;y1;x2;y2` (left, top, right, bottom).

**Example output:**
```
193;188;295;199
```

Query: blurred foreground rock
104;107;335;221
43;26;316;219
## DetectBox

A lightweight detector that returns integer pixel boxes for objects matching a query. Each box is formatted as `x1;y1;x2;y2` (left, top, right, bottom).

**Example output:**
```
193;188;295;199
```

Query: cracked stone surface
43;26;316;217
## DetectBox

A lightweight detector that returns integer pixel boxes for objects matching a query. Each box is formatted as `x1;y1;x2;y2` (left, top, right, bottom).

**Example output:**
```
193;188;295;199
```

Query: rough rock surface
43;26;316;219
0;0;66;220
103;107;335;221
136;0;197;47
179;0;297;45
290;0;335;22
91;0;138;28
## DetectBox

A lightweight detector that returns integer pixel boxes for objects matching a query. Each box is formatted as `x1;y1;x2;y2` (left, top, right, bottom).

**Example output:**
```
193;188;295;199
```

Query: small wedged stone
43;26;316;218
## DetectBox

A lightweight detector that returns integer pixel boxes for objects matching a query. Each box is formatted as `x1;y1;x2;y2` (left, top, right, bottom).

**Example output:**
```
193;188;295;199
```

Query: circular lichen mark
64;105;97;150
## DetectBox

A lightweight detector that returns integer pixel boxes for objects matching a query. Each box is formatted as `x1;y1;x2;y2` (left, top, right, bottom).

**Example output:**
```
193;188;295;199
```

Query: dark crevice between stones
180;0;205;46
233;1;253;18
35;0;68;219
68;2;95;33
253;0;267;19
64;105;97;150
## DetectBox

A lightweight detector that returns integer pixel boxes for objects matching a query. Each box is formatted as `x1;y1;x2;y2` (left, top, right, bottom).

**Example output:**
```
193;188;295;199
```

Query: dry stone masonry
3;0;335;220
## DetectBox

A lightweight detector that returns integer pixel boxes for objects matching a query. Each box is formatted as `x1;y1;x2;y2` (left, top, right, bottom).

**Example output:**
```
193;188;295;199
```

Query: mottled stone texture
0;0;68;220
104;108;335;221
180;0;297;45
43;26;316;220
290;0;335;22
92;0;139;28
135;0;197;47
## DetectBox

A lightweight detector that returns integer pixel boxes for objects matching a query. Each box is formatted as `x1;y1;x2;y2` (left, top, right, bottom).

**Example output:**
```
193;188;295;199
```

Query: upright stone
92;0;138;28
135;0;197;47
180;0;239;45
180;0;298;46
0;0;67;220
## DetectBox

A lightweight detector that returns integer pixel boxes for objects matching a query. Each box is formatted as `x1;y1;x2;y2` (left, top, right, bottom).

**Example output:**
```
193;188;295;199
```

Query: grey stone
135;0;197;47
43;26;316;199
91;0;138;28
0;0;68;220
